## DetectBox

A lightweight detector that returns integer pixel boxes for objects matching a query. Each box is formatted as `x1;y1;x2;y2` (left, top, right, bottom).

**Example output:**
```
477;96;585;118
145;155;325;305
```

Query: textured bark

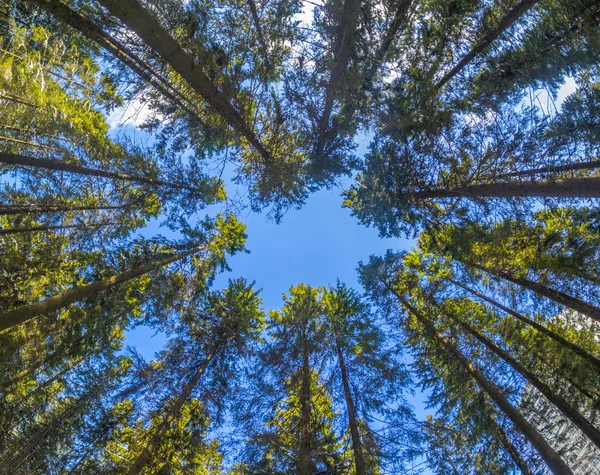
364;0;414;86
246;0;272;68
0;221;114;236
0;245;206;331
504;160;600;178
334;329;366;475
0;204;124;216
0;152;202;192
446;277;600;370
436;0;540;89
390;291;572;475
440;304;600;452
413;176;600;199
299;322;313;475
29;0;199;118
97;0;271;162
127;344;220;475
315;0;362;157
465;261;600;323
494;421;534;475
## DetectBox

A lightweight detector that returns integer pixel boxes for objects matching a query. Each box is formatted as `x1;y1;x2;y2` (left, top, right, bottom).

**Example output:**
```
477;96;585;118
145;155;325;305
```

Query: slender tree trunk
445;277;600;370
299;322;312;475
0;221;114;236
413;176;600;200
0;244;206;332
127;343;220;475
0;204;124;216
503;160;600;178
439;304;600;452
246;0;271;68
436;0;540;89
0;152;201;192
334;329;366;475
494;421;534;475
315;0;362;158
96;0;271;163
364;0;414;87
28;0;200;120
389;290;572;474
463;261;600;323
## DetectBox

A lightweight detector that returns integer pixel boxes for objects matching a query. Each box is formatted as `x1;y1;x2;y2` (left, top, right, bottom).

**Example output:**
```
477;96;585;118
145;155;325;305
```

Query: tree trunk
364;0;414;87
445;277;600;371
298;322;313;475
334;329;366;475
464;261;600;323
127;343;220;475
503;160;600;178
246;0;272;68
436;0;540;89
390;291;572;474
439;304;600;452
28;0;200;119
314;0;362;158
494;420;534;475
0;152;202;193
0;245;206;332
0;221;114;236
413;176;600;200
0;204;124;216
96;0;271;163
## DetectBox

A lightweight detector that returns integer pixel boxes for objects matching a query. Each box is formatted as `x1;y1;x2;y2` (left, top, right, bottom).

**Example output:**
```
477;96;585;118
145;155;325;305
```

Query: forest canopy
1;0;600;473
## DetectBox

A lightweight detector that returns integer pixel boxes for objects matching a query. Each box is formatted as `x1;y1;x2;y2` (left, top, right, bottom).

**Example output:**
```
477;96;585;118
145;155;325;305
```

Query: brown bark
364;0;414;86
0;245;206;332
439;304;600;452
413;176;600;200
494;421;534;475
315;0;362;158
436;0;540;89
29;0;200;120
390;291;572;474
0;204;124;216
127;343;220;475
504;160;600;178
299;321;313;475
0;221;114;236
0;152;202;193
334;328;366;475
96;0;271;163
464;261;600;323
446;277;600;371
246;0;272;68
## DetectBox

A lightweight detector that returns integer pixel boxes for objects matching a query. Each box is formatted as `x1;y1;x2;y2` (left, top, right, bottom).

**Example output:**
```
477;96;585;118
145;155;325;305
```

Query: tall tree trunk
413;176;600;200
445;277;600;370
334;329;366;475
389;290;572;474
299;322;313;475
364;0;414;87
127;343;220;475
503;160;600;178
435;0;540;89
0;204;124;216
0;221;114;236
494;420;534;475
463;261;600;323
0;152;202;193
315;0;362;158
246;0;272;68
0;244;206;332
96;0;271;163
439;303;600;452
28;0;200;120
